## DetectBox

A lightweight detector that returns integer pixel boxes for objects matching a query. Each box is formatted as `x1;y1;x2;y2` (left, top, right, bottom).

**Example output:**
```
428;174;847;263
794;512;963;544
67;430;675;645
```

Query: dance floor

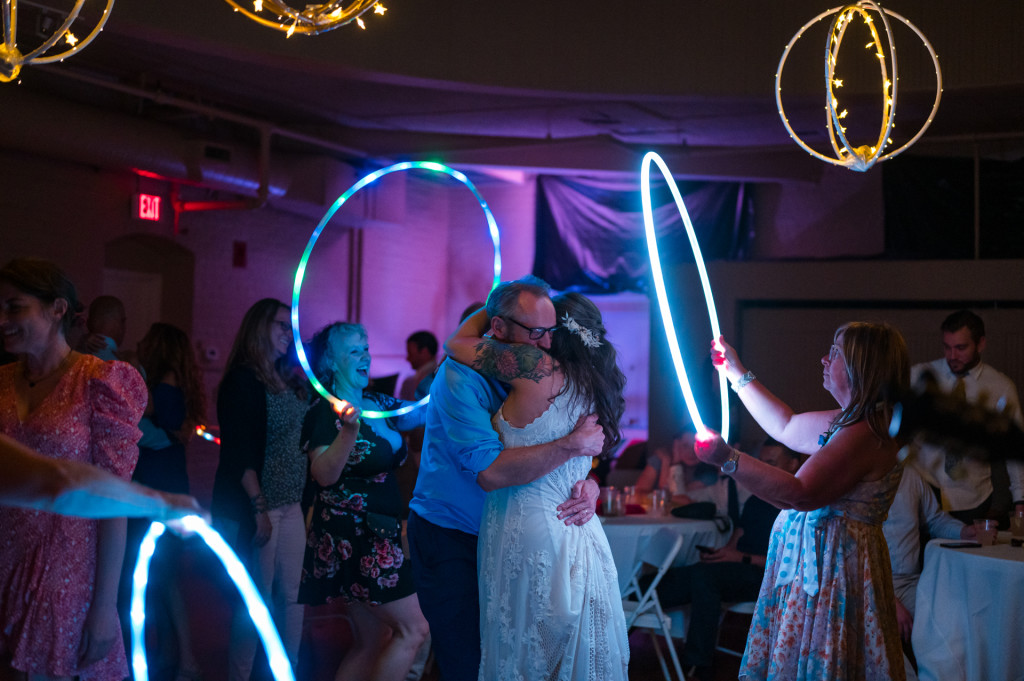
168;440;745;681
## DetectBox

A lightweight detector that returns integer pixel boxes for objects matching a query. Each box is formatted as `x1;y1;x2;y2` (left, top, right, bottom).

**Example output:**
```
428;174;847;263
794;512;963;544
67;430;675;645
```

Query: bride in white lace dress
445;292;630;681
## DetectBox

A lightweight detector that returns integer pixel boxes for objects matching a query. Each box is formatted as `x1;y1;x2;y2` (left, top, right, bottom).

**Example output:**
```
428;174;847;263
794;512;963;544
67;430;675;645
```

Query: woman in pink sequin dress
0;259;146;681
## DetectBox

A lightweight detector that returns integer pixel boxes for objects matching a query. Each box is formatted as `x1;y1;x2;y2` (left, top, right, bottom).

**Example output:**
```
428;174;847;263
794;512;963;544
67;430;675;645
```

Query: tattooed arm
444;308;555;386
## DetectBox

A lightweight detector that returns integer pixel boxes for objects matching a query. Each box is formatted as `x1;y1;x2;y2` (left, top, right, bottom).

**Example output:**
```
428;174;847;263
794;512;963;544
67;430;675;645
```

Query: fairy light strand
775;1;942;171
292;161;502;420
640;151;729;442
221;0;386;37
131;516;295;681
1;0;116;83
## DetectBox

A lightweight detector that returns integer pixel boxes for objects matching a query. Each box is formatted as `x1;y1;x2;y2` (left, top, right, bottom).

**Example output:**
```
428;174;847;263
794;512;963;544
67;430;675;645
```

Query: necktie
944;377;967;478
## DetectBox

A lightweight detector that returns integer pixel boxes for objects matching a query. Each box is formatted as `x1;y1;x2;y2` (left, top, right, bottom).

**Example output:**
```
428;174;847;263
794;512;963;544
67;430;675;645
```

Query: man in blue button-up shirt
408;276;604;681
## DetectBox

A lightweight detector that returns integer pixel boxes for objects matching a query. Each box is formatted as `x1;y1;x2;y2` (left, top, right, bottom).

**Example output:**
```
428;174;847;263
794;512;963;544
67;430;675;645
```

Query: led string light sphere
776;1;942;172
131;517;295;681
640;151;729;442
221;0;386;36
293;161;502;419
1;0;116;83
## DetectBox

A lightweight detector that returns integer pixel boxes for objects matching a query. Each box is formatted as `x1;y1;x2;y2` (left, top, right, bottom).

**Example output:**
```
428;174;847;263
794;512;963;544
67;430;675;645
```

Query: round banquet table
913;534;1024;681
600;514;727;594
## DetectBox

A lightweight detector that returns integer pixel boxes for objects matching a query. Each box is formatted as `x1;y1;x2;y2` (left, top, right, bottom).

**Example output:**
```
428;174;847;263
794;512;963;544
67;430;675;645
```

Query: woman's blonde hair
831;321;910;442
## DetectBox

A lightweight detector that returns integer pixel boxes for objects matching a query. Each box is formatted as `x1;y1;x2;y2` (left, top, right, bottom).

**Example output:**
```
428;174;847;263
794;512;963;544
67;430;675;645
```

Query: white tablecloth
600;515;726;594
913;535;1024;681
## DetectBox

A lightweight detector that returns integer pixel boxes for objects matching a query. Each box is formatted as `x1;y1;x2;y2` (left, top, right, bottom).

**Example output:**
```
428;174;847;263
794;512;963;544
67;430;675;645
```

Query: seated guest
651;439;803;681
883;462;972;675
637;429;745;514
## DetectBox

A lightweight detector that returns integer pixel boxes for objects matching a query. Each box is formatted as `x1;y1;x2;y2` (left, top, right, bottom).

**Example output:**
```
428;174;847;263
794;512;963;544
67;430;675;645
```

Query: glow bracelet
640;151;729;442
131;516;295;681
292;161;501;419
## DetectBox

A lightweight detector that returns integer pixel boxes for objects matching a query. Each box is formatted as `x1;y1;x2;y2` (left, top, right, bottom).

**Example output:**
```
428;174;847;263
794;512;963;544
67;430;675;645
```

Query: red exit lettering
136;194;161;221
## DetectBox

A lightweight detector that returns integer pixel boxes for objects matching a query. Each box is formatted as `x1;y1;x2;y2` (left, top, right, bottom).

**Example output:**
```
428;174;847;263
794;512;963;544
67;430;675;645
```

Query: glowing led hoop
640;151;729;442
776;1;942;171
131;517;295;681
293;161;502;419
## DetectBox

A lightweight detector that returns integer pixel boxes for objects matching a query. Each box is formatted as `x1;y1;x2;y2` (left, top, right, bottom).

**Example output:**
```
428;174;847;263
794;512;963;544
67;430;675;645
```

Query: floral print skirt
299;503;414;606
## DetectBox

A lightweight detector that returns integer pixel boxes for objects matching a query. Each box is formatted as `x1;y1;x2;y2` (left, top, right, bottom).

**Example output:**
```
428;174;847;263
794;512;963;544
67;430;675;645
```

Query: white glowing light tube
131;516;295;681
640;151;729;442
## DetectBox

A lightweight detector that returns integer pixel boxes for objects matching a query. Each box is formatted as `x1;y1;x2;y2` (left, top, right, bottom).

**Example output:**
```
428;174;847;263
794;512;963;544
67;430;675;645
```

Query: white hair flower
560;313;602;349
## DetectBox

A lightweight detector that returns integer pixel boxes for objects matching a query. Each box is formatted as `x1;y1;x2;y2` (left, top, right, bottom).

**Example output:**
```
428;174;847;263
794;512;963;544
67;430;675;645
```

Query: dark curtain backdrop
533;175;753;293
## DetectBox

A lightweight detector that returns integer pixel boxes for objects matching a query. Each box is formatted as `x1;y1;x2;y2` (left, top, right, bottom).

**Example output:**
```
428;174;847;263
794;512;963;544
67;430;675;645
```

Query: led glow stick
131;516;295;681
195;425;221;445
640;151;729;442
292;161;502;419
775;1;941;171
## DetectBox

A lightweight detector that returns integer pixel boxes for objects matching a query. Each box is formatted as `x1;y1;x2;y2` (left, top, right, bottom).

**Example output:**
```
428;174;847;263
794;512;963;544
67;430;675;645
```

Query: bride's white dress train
477;389;629;680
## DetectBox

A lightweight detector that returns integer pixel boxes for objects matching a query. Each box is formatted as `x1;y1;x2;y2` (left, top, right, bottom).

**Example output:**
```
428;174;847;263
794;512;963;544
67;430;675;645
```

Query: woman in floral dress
299;321;428;681
696;322;908;681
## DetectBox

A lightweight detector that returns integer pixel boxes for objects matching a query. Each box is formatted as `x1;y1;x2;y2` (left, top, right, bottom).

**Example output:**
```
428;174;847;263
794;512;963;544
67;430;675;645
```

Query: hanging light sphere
1;0;116;83
222;0;386;37
776;1;942;172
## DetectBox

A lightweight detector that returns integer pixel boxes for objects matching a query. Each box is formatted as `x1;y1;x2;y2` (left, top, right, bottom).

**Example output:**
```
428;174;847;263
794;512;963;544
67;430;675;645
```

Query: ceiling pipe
170;124;271;233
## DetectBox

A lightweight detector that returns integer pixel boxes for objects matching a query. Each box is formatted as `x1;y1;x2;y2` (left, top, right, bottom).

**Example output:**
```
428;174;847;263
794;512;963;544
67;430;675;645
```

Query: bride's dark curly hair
550;292;626;457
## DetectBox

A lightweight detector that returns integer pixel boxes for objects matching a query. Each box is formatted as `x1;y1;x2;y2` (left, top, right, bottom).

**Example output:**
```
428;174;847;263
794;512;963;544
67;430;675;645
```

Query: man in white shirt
884;465;970;636
907;310;1024;525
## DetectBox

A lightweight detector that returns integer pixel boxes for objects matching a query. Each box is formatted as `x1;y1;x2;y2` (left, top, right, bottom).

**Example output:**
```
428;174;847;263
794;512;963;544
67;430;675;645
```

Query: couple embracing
408;276;630;681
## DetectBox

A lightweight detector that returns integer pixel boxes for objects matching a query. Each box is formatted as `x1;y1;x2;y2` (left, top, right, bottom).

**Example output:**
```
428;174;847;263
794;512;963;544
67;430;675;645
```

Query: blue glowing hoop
640;151;729;441
131;517;295;681
292;161;502;419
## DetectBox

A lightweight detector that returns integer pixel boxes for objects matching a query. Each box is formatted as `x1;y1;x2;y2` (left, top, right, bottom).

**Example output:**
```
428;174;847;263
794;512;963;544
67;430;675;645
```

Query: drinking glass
651;489;668;517
1010;510;1024;540
973;518;999;546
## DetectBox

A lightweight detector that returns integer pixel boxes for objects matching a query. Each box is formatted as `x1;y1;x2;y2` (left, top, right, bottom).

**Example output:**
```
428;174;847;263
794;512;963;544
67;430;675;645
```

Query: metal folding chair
621;528;687;681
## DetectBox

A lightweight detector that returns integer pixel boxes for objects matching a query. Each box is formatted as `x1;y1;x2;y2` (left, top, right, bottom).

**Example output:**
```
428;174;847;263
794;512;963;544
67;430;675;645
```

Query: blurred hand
701;546;740;564
894;598;914;643
557;479;599;526
693;429;731;467
79;333;107;354
252;511;272;548
566;414;604;458
333;400;362;429
710;336;746;384
160;493;209;535
959;524;978;541
78;602;118;667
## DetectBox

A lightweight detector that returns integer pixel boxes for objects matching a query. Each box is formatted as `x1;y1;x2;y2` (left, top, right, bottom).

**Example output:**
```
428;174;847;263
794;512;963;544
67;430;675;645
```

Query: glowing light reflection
292;161;502;419
131;517;295;681
640;151;729;442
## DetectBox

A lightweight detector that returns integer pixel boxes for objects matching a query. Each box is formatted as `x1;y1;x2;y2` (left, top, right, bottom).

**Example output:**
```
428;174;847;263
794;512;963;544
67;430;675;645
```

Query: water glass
599;487;622;517
973;518;999;546
651;489;668;517
1010;510;1024;539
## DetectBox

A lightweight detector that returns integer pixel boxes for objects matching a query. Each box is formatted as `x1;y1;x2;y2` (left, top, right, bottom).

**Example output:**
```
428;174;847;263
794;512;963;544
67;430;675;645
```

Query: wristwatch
742;554;752;565
720;448;741;475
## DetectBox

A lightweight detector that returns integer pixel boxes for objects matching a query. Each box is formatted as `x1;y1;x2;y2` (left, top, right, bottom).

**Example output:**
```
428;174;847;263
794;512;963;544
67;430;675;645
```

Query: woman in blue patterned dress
299;321;428;681
695;322;908;681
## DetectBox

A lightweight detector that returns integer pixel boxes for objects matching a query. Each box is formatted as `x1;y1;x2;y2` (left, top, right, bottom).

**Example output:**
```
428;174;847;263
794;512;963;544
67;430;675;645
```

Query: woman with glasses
445;291;629;681
211;298;309;680
695;323;909;681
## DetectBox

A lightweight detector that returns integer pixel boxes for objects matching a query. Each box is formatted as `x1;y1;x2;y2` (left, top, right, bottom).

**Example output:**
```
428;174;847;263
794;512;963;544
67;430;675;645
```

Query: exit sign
134;193;162;221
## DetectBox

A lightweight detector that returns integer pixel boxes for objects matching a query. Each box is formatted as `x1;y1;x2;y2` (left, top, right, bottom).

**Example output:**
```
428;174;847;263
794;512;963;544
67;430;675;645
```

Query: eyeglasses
272;321;291;333
504;317;558;341
828;344;843;362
